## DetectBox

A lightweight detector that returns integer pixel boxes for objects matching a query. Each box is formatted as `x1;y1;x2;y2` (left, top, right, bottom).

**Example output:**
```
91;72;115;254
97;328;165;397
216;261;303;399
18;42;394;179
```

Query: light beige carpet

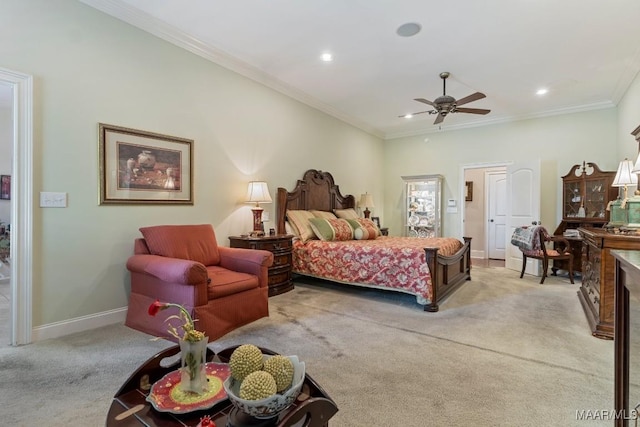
0;266;615;426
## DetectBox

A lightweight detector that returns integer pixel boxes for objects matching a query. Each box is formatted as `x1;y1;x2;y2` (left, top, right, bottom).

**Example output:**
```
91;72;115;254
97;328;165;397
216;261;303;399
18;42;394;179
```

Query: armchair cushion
139;224;221;266
206;266;258;299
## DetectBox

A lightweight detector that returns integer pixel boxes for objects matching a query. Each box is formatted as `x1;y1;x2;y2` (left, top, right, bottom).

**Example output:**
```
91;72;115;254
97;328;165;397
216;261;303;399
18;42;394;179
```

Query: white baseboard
471;250;485;259
31;307;127;342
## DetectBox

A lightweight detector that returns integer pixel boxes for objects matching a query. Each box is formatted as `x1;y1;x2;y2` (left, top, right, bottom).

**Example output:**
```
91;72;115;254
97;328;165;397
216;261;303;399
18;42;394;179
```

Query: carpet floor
0;266;618;426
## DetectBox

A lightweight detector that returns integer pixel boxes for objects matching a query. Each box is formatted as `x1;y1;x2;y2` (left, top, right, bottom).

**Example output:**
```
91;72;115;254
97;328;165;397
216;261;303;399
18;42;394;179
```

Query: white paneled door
487;171;507;260
505;159;541;274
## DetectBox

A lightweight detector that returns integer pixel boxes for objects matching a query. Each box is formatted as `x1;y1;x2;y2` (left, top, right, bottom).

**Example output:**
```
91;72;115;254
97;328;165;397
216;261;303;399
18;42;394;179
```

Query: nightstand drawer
273;253;291;268
268;270;291;286
258;239;292;252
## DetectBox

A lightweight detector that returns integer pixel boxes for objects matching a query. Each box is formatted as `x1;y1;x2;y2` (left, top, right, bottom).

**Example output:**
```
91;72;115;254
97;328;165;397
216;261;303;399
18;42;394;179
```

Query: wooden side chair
519;226;574;284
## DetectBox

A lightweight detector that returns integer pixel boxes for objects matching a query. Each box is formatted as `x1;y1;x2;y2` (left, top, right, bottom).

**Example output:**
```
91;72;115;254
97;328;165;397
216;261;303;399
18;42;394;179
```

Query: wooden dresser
228;234;294;297
578;228;640;339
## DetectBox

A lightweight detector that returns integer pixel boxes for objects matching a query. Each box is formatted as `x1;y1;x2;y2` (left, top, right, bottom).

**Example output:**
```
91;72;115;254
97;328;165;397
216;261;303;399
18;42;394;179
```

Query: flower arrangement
148;300;205;343
149;300;209;393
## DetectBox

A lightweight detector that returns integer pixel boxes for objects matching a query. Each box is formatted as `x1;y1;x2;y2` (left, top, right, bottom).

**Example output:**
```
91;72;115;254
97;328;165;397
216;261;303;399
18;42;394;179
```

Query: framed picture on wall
465;181;473;202
0;175;10;200
99;123;194;205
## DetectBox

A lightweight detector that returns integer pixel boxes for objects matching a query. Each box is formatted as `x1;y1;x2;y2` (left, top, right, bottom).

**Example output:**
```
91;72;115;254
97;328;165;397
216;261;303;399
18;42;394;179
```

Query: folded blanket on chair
511;226;538;251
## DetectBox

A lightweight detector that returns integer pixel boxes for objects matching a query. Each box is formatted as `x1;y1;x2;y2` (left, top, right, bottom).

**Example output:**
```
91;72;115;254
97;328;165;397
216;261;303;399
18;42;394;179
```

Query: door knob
490;219;494;222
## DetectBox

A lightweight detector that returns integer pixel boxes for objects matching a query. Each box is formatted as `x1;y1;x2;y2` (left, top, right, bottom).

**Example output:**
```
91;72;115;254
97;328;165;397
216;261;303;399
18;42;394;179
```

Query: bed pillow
346;218;381;240
310;210;338;220
309;218;354;241
286;210;316;242
285;221;298;237
333;208;359;220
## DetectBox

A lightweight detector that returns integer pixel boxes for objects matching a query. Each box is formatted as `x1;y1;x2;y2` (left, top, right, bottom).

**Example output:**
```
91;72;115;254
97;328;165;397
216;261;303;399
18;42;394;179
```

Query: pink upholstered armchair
125;224;274;341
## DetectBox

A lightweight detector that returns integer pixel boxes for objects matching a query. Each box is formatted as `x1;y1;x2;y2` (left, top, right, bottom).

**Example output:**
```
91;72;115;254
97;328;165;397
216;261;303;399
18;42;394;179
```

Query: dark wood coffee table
106;345;338;427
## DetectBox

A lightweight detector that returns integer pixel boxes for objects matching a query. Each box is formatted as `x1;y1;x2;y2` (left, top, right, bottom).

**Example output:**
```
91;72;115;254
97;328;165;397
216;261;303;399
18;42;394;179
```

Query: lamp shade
246;181;272;205
359;193;375;208
612;159;638;187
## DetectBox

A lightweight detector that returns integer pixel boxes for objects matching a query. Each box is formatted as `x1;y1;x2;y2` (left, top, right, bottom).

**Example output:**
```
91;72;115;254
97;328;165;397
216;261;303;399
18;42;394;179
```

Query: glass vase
179;337;209;394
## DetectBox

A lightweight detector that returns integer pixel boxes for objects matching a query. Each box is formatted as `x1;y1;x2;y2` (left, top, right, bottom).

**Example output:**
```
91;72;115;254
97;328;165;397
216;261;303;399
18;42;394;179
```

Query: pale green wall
382;109;619;238
1;0;383;328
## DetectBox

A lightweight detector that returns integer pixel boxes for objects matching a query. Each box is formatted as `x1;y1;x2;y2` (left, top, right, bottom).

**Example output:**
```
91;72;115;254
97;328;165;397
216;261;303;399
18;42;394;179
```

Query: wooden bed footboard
423;237;472;312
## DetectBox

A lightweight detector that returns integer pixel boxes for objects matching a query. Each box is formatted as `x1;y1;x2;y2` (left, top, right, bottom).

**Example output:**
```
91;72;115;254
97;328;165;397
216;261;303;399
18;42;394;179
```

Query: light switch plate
40;192;67;208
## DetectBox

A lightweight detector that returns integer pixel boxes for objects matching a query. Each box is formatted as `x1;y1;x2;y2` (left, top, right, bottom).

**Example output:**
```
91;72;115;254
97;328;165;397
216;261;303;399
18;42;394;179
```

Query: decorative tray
147;362;231;414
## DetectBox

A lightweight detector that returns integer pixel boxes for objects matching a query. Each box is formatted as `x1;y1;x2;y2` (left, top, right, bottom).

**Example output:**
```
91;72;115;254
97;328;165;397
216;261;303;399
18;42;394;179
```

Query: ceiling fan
401;72;491;125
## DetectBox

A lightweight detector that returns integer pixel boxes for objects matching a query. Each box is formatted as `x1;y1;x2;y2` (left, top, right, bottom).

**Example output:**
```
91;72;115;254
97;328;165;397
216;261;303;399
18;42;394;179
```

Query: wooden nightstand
228;234;294;296
371;217;389;236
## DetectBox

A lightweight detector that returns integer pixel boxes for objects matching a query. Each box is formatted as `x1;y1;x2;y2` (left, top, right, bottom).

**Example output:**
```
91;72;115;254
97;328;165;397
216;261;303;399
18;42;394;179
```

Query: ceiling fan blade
414;98;436;107
433;113;445;125
455;92;486;106
397;110;432;118
455;107;491;115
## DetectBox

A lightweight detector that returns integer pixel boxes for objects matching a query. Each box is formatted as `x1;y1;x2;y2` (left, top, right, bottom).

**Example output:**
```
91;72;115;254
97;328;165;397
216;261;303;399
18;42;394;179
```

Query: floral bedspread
292;236;463;305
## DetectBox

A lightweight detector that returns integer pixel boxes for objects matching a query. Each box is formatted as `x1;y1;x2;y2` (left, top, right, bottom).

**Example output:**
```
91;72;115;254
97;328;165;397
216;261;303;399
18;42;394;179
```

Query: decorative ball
229;344;264;381
238;371;277;400
263;355;294;392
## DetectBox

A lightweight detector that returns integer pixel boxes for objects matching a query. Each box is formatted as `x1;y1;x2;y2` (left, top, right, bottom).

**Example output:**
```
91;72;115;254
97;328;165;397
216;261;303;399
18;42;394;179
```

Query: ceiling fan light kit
401;71;491;125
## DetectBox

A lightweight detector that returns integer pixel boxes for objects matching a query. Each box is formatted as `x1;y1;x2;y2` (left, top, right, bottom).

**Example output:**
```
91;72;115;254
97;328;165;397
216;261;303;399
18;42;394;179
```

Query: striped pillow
286;210;316;242
333;208;359;220
311;210;338;220
309;218;354;241
346;218;380;240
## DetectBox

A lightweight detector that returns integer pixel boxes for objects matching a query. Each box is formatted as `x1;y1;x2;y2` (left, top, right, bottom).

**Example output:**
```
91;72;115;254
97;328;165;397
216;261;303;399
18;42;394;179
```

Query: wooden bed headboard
276;169;356;234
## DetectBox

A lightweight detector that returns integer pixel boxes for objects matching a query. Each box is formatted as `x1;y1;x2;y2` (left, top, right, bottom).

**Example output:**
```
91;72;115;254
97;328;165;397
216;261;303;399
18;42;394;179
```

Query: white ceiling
81;0;640;139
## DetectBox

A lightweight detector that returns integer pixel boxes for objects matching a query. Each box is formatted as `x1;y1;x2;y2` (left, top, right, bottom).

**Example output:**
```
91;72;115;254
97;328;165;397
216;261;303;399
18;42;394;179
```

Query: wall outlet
40;192;67;208
262;211;270;221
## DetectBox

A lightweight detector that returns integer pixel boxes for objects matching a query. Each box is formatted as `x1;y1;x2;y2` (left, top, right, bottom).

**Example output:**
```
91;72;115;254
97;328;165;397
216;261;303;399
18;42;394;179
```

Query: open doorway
0;67;33;346
462;163;507;267
0;82;11;344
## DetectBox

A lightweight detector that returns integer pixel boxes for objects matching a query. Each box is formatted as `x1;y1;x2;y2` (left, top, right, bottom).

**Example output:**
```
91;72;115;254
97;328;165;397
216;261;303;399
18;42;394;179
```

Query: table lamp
609;159;637;227
246;181;272;235
359;193;374;219
624;155;640;227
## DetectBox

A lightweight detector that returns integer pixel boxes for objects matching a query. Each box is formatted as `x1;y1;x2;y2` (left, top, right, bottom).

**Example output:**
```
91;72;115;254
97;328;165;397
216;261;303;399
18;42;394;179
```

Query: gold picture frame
465;181;473;202
99;123;193;205
0;175;11;200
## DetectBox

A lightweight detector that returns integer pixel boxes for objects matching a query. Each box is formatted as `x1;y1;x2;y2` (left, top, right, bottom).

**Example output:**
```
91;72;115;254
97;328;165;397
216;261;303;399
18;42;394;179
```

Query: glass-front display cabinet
555;162;616;231
552;162;617;275
402;174;443;238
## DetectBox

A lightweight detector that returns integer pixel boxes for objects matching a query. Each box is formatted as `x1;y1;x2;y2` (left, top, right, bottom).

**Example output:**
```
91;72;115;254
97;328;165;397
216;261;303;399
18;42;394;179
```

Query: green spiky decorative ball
238;371;277;400
229;344;264;381
263;355;294;392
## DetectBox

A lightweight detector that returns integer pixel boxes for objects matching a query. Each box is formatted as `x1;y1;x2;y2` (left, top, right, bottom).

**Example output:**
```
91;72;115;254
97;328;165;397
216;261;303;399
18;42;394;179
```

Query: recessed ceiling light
396;22;422;37
321;53;333;62
536;88;548;96
403;114;413;119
